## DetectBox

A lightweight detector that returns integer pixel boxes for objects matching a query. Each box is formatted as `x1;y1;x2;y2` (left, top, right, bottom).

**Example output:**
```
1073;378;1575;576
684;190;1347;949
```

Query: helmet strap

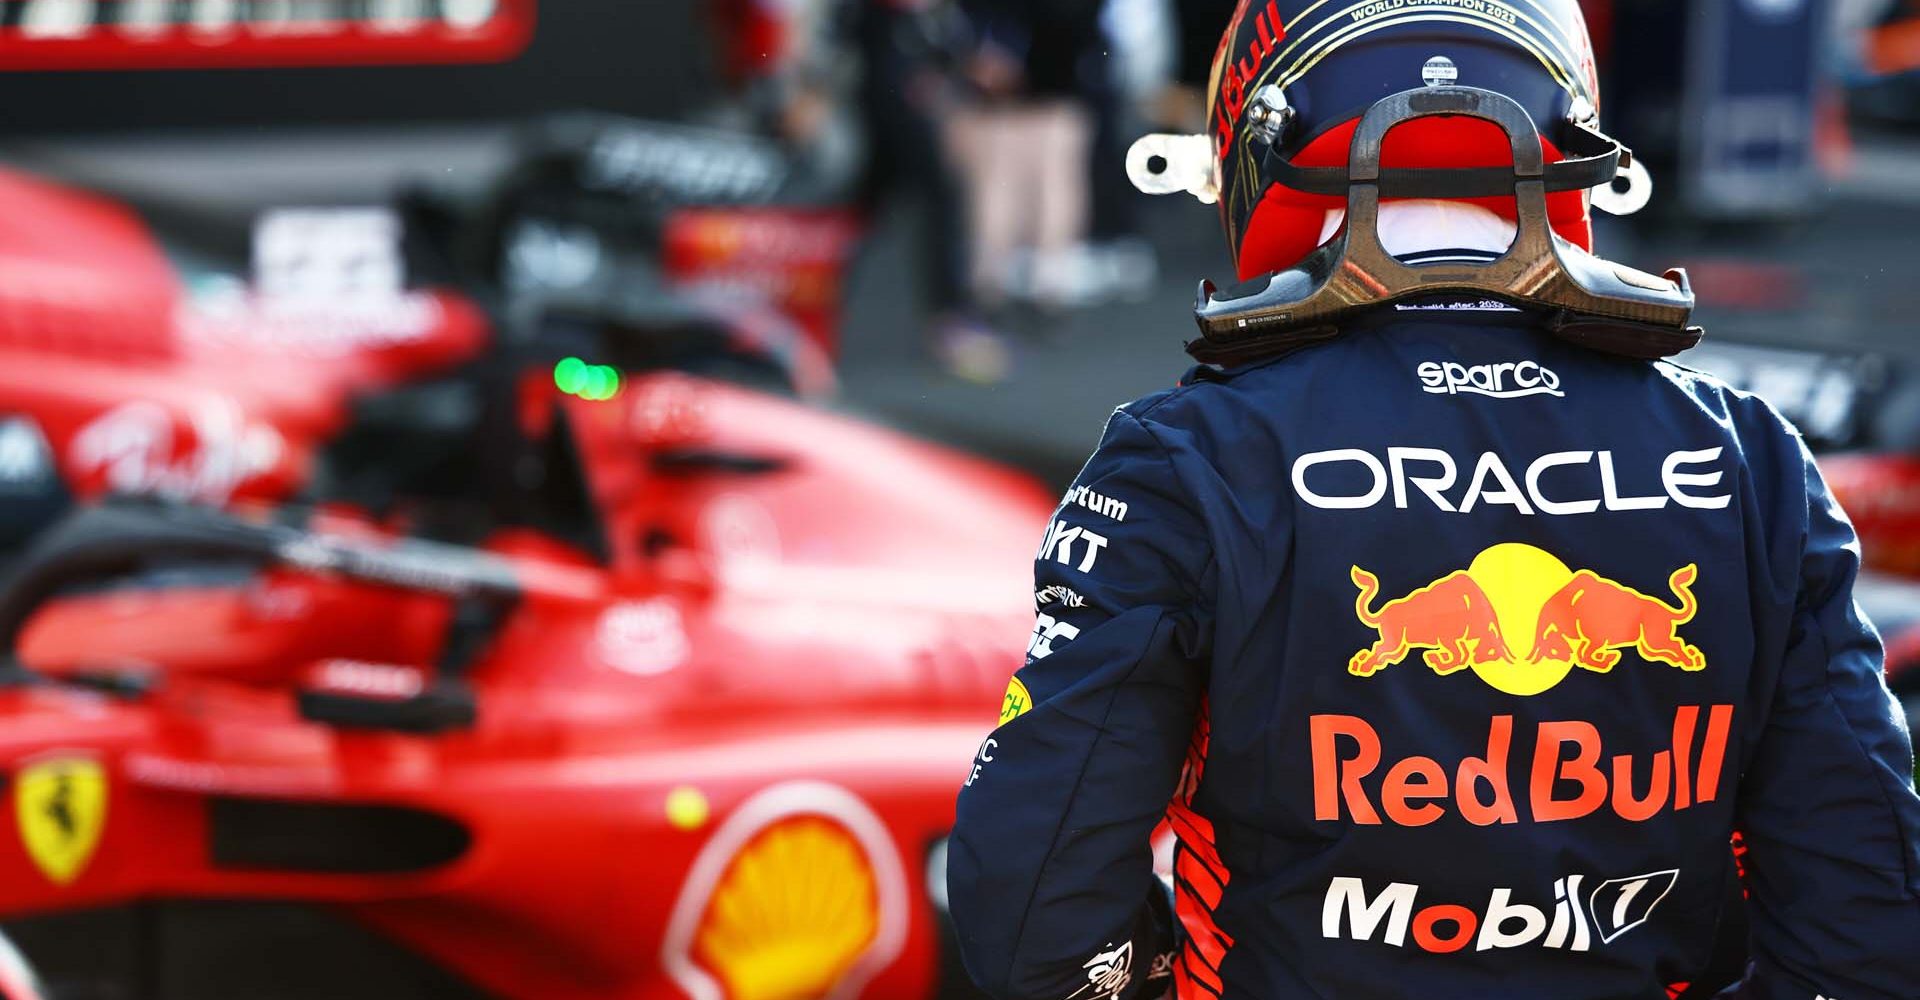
1189;87;1703;366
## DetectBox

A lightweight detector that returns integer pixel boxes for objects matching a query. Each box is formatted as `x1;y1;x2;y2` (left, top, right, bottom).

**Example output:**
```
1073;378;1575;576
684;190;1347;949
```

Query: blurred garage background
0;1;1915;998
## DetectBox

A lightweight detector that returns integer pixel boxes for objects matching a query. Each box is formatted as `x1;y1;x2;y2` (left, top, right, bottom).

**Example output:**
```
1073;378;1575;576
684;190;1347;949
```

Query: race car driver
946;3;1920;1000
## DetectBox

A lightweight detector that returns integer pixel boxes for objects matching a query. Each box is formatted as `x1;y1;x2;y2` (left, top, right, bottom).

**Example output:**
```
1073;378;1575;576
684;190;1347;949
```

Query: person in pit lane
946;2;1920;999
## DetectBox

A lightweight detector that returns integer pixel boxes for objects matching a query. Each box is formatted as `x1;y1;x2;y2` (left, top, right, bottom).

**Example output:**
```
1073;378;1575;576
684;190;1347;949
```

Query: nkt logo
1348;543;1703;696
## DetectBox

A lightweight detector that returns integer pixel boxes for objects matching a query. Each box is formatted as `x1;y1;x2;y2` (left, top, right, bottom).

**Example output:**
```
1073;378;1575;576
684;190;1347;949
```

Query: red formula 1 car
0;158;1045;999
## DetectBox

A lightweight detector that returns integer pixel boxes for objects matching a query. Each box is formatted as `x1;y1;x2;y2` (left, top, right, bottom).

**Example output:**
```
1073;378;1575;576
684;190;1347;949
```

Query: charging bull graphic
1529;565;1703;672
1348;544;1705;696
1348;568;1513;677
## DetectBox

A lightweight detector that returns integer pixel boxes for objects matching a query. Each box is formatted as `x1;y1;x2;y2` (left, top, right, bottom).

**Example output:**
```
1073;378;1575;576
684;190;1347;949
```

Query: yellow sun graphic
1463;542;1576;696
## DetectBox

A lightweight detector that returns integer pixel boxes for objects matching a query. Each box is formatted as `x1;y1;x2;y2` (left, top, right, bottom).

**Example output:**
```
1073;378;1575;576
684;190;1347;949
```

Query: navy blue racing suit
948;302;1920;1000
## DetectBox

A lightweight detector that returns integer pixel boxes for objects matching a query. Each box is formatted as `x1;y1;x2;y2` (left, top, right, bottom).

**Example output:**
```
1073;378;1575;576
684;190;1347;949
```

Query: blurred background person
706;0;865;200
712;0;1014;382
848;0;1016;382
0;3;1914;997
1080;0;1169;308
947;0;1105;322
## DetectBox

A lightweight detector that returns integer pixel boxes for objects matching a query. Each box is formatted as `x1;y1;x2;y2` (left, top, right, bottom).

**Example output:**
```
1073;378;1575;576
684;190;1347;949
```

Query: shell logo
662;783;909;1000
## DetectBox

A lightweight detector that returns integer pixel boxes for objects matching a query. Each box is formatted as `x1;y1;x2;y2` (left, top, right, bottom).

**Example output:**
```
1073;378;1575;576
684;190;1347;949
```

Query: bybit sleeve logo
1418;360;1564;399
1349;543;1703;696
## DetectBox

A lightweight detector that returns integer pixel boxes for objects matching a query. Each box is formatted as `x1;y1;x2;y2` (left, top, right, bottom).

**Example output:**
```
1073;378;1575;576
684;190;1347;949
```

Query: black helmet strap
1189;87;1703;367
1261;117;1628;201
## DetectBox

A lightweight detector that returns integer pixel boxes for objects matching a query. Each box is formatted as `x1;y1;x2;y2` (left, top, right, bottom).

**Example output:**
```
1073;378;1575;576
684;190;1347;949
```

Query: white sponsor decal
503;219;604;293
1071;941;1133;1000
585;126;786;203
1291;446;1730;514
1422;55;1459;87
1417;360;1564;399
1036;585;1087;610
0;926;45;1000
71;399;283;504
312;659;425;700
1040;520;1109;573
1395;299;1520;312
701;494;781;584
275;536;489;595
1322;869;1679;954
1028;613;1080;661
179;281;441;356
1063;485;1130;522
253;207;404;303
964;738;997;787
0;417;54;490
595;600;690;676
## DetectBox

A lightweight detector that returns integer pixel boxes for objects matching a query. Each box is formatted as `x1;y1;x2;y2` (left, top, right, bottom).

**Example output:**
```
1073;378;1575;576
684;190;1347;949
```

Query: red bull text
1311;706;1735;826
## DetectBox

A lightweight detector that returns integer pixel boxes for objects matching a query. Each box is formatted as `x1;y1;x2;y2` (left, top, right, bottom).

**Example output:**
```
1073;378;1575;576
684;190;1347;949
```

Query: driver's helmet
1209;0;1604;280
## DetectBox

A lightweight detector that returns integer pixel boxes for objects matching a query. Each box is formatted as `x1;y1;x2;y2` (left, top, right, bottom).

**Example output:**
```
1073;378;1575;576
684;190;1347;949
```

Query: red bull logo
1311;706;1736;826
1349;544;1704;696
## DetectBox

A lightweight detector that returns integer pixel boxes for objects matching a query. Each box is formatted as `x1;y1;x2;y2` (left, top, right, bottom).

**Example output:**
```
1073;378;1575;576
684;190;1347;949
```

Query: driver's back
949;307;1920;1000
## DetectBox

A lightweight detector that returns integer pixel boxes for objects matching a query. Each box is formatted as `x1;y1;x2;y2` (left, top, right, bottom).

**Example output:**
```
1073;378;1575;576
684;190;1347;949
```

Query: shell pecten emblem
692;817;878;1000
662;782;909;1000
12;756;107;885
1349;543;1704;696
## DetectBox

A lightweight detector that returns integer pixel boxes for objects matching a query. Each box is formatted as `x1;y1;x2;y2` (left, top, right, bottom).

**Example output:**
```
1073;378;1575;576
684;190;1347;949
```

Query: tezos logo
1323;869;1678;954
1418;360;1563;399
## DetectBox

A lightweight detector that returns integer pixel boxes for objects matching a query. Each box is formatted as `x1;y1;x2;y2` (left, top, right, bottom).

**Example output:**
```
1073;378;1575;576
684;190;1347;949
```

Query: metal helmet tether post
1187;87;1703;367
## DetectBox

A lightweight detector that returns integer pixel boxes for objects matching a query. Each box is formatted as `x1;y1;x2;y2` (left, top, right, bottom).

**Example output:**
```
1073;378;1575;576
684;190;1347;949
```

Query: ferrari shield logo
13;757;107;885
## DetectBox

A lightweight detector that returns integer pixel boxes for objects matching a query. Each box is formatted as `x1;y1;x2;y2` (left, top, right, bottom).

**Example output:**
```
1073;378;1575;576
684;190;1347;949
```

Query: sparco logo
1418;361;1564;399
1323;869;1678;954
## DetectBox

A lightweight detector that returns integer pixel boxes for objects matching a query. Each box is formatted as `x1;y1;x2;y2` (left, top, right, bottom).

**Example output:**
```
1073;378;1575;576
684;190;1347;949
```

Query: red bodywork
0;168;1051;998
662;208;864;360
0;170;490;508
1821;452;1920;691
0;0;536;71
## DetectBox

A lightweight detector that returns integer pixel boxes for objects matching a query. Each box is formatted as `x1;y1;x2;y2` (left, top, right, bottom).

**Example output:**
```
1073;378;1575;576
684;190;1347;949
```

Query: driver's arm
1723;417;1920;1000
948;403;1214;1000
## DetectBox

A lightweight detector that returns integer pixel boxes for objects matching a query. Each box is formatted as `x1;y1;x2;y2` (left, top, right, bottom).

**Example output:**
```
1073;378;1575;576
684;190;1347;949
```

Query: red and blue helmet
1207;0;1605;279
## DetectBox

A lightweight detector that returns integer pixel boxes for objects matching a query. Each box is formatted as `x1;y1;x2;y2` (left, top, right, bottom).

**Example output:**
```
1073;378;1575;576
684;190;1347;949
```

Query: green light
554;357;589;395
556;358;622;401
582;365;614;401
592;367;622;401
